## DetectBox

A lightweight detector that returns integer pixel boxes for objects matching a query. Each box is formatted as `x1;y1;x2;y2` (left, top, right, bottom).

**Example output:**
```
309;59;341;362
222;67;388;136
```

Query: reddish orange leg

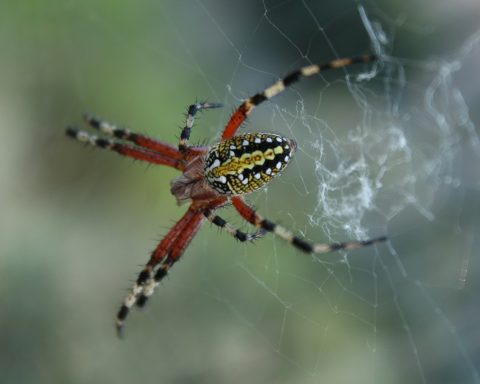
115;208;203;335
66;127;183;169
137;212;206;306
83;114;182;160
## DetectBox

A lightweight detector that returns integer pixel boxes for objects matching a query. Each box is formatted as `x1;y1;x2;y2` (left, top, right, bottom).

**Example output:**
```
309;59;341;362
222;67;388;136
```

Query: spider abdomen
204;133;296;195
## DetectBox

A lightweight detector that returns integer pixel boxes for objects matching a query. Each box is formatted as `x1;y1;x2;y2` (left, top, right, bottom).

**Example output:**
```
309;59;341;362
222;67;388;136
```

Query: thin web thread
182;1;480;381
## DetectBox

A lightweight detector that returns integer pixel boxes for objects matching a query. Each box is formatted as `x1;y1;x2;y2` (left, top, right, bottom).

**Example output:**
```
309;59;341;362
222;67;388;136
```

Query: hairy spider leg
133;211;266;324
83;113;183;160
66;127;182;169
178;102;223;151
204;210;267;242
130;210;266;319
222;54;377;139
232;196;387;254
137;212;206;304
115;208;202;335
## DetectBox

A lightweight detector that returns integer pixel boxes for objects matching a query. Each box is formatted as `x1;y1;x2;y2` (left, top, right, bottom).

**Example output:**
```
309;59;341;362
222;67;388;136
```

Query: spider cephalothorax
67;54;386;336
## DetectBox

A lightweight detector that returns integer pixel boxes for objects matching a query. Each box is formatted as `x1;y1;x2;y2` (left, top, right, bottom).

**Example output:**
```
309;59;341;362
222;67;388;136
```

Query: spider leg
231;196;386;254
178;102;223;151
83;113;182;160
204;210;266;242
137;213;205;303
115;208;205;336
66;127;182;169
222;54;377;139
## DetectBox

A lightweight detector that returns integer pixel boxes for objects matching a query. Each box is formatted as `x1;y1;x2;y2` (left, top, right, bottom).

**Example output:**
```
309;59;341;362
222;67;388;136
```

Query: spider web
179;2;480;383
1;1;479;383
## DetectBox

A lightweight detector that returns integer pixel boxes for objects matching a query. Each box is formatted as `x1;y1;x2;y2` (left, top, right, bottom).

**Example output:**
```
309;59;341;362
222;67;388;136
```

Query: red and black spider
67;54;386;335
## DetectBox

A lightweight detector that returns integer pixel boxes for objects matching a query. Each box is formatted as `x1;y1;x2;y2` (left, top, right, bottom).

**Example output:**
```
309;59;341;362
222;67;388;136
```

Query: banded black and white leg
178;102;223;151
135;261;172;307
115;261;176;337
82;113;183;159
134;211;267;311
66;127;181;168
115;211;206;335
222;54;377;139
204;211;266;242
115;267;152;336
231;196;387;254
83;113;133;140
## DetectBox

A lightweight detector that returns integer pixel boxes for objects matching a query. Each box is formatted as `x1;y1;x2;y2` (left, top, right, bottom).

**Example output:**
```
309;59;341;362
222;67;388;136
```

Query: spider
66;53;386;335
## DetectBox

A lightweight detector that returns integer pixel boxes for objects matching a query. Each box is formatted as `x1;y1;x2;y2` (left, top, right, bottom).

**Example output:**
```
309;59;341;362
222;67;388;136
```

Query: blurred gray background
1;1;479;383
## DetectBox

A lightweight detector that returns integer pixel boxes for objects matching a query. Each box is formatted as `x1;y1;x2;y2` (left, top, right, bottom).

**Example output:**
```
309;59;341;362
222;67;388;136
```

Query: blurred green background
1;1;479;383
